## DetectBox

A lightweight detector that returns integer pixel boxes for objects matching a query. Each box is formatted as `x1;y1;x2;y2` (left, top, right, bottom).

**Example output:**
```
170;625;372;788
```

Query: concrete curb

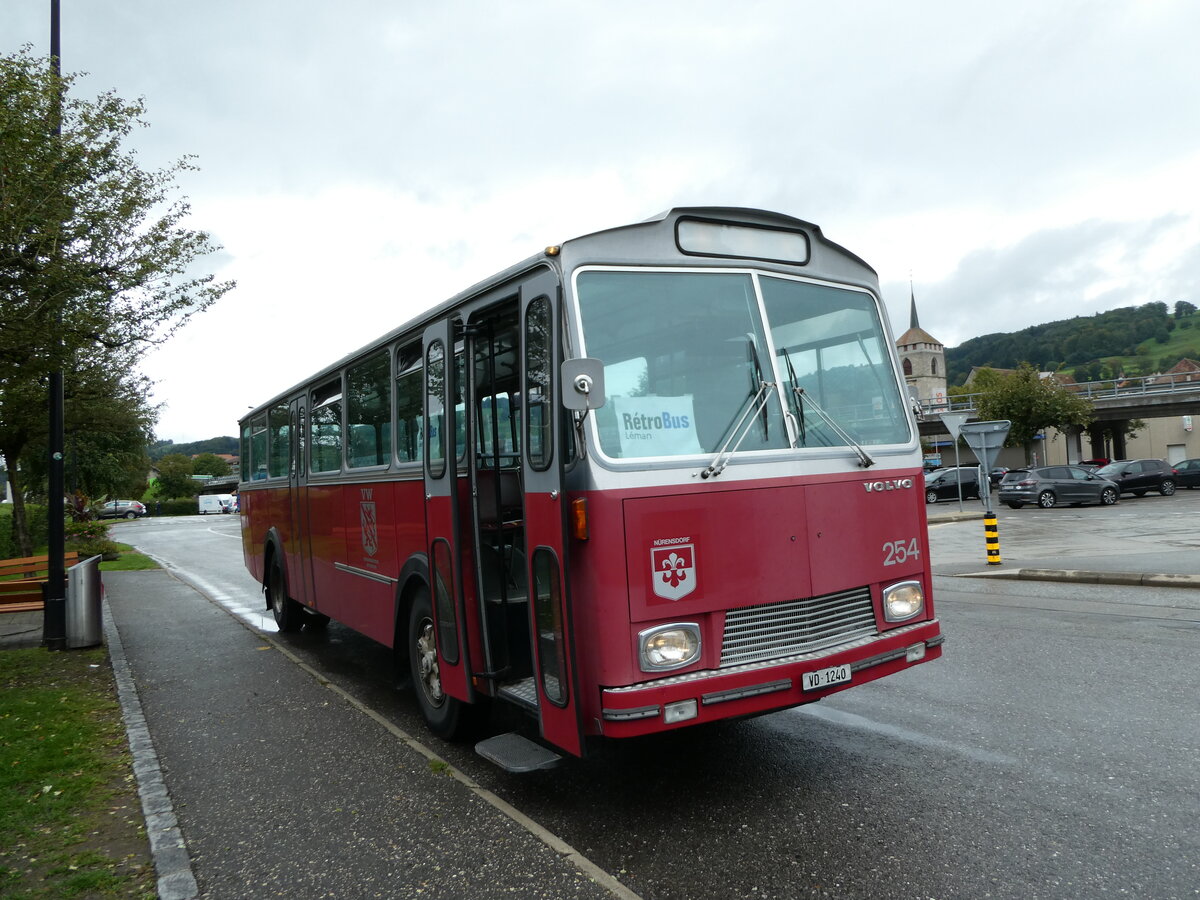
950;568;1200;588
102;600;200;900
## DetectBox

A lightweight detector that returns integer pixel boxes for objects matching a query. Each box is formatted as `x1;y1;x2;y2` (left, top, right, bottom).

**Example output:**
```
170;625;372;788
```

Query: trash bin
66;555;103;649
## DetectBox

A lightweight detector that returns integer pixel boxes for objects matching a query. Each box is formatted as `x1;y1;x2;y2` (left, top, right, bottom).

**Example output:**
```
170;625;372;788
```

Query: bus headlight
882;581;924;622
638;623;701;672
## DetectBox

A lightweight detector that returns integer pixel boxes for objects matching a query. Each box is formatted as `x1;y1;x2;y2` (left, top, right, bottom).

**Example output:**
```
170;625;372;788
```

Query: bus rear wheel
267;558;303;632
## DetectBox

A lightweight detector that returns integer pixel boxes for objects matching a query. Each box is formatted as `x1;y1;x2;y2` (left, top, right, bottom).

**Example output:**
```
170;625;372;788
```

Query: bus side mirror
561;358;606;411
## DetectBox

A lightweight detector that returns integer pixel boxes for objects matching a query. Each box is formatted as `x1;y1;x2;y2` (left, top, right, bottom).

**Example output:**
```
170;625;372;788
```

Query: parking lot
927;481;1200;577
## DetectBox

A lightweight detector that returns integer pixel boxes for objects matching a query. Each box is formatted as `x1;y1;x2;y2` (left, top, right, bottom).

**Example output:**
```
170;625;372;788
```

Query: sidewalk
925;507;1200;587
5;571;627;900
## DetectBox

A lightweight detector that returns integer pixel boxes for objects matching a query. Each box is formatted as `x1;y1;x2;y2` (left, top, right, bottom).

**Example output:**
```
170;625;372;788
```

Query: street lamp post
43;0;67;650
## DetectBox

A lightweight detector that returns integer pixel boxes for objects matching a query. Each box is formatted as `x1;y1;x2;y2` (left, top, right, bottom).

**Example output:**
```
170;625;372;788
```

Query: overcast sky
5;1;1200;442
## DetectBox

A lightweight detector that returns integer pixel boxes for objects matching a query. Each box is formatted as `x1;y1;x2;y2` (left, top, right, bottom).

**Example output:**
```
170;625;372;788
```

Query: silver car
998;465;1119;509
97;499;147;519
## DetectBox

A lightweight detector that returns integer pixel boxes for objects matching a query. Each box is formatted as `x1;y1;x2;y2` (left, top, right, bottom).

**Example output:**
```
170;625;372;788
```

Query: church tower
895;287;947;407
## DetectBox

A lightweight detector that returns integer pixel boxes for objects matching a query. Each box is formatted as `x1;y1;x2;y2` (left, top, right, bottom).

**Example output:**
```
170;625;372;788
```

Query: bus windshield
575;269;910;461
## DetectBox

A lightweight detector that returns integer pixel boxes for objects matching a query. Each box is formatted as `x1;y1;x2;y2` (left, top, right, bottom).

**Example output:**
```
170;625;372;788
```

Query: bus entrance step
496;677;539;710
475;733;561;773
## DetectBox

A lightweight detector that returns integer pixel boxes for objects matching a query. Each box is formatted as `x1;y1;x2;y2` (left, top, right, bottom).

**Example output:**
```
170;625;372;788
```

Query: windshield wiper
747;334;769;441
781;350;804;446
793;386;875;468
781;350;874;468
700;379;775;479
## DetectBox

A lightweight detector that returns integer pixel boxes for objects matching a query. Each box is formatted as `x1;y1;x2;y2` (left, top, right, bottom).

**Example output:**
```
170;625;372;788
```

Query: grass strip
0;648;155;898
98;546;158;573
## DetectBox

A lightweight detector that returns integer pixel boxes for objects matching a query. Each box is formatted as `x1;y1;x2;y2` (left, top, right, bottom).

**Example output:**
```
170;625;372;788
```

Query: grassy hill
944;301;1200;386
149;436;237;461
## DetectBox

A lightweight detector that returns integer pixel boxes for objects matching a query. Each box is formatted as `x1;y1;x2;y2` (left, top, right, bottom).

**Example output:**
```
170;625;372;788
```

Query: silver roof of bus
562;206;875;278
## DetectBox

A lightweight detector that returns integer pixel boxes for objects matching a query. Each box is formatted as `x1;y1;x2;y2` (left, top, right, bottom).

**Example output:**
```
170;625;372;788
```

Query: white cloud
4;0;1200;440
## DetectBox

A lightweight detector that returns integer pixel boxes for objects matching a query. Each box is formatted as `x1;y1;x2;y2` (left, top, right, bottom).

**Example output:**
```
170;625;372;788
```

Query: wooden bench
0;553;81;614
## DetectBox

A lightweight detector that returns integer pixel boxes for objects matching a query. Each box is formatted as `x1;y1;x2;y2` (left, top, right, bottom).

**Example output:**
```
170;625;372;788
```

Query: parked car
924;466;984;503
1093;459;1177;496
998;465;1119;509
987;466;1010;486
1078;457;1110;470
1173;458;1200;489
97;499;147;519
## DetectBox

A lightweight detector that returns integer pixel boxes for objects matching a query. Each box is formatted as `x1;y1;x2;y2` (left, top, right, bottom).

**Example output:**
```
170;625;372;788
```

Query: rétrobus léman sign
864;478;914;493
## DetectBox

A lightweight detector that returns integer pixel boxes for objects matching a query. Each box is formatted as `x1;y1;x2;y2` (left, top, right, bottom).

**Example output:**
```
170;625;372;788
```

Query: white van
198;494;235;515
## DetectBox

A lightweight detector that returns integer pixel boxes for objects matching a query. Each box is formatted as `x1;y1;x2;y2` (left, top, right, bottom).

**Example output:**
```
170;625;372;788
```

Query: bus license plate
802;665;851;692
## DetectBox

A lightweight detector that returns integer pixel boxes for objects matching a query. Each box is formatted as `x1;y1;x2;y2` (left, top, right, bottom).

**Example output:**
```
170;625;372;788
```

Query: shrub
66;520;110;542
148;498;199;517
67;536;123;561
0;503;48;558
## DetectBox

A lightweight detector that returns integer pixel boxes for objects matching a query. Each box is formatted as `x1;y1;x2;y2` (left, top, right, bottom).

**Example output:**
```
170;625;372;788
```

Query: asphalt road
113;507;1200;900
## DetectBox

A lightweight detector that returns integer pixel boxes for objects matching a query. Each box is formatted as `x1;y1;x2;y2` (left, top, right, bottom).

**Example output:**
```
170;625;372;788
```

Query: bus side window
454;349;467;463
395;343;423;464
267;402;290;478
310;378;343;473
525;296;552;470
240;420;252;482
347;351;391;468
249;414;268;480
425;341;446;478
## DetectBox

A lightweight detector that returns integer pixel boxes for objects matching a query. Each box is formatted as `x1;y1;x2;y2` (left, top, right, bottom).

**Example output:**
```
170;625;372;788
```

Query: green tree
1;47;233;552
153;453;196;499
191;452;230;478
974;364;1094;463
12;360;156;504
1175;300;1197;318
0;369;150;544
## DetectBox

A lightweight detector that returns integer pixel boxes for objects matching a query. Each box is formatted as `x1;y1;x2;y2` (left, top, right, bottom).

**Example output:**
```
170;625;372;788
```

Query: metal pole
953;434;963;512
980;433;1000;565
43;0;67;650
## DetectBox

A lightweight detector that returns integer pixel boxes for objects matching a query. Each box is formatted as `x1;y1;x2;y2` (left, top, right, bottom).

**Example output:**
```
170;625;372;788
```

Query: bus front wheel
408;588;464;738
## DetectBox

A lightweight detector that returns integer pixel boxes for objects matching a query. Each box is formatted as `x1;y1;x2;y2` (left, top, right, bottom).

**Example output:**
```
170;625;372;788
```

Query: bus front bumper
597;619;943;738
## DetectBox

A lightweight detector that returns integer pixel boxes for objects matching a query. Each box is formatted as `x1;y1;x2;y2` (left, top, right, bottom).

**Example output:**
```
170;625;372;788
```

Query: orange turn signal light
570;497;589;541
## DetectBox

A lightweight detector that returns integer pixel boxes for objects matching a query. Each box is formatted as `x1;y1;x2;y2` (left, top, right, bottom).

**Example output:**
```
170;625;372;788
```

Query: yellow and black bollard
984;512;1001;565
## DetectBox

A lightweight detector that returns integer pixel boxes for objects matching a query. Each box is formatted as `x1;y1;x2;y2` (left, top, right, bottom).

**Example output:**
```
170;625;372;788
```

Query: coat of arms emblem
650;543;696;601
360;501;378;558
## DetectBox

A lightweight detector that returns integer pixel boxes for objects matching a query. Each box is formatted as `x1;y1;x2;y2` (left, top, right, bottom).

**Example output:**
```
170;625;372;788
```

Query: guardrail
919;373;1200;416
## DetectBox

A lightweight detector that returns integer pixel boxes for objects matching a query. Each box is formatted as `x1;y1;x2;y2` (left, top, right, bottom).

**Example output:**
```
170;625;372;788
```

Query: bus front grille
720;587;877;667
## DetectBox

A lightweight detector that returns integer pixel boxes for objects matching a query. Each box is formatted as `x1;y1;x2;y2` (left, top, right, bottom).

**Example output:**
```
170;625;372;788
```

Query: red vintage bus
239;207;943;769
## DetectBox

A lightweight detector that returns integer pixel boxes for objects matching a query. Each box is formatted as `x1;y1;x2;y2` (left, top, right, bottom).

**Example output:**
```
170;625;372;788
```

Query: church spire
909;277;920;330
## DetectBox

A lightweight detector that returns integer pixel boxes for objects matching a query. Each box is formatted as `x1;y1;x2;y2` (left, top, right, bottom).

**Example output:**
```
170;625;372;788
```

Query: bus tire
408;587;465;738
267;558;303;632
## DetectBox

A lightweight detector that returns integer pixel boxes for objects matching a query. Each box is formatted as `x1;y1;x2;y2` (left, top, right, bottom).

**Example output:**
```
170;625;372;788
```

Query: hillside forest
944;300;1199;386
149;436;238;462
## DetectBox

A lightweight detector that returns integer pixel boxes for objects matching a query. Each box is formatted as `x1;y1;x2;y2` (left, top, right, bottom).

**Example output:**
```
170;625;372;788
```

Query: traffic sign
959;420;1011;472
938;412;970;441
